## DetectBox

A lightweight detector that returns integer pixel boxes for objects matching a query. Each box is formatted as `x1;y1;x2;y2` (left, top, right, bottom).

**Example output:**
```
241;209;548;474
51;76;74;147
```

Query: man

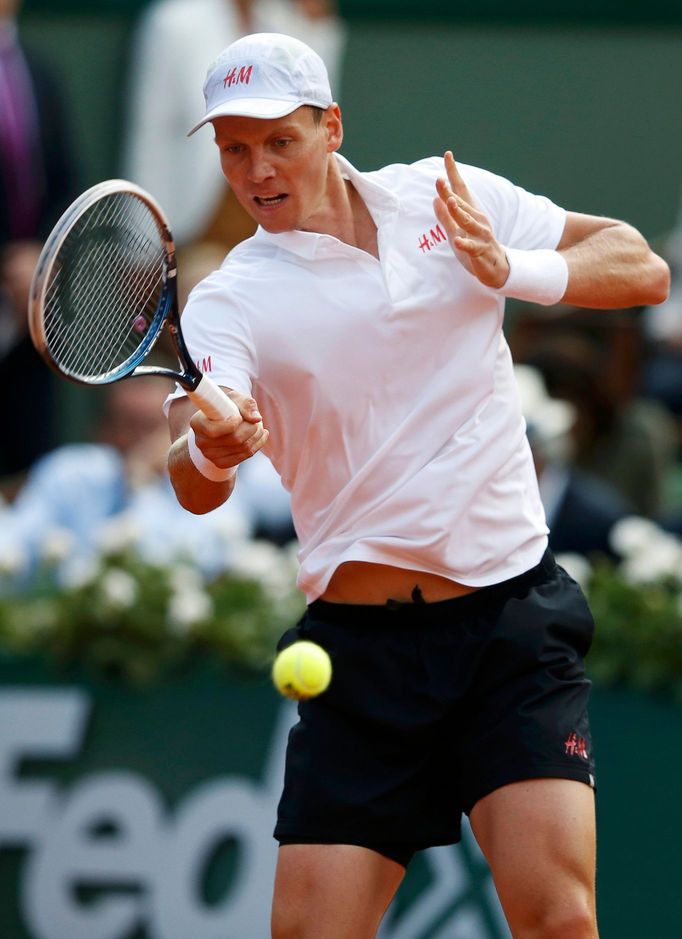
165;33;669;939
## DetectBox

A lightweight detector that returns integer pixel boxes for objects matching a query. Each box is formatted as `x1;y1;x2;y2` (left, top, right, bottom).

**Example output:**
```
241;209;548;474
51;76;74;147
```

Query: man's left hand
433;151;509;290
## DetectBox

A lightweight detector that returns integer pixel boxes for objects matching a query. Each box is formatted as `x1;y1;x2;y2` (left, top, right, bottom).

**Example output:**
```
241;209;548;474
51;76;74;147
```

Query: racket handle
188;374;241;420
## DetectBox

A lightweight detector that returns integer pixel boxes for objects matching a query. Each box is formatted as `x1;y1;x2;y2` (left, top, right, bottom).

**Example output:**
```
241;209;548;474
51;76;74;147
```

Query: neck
302;162;378;258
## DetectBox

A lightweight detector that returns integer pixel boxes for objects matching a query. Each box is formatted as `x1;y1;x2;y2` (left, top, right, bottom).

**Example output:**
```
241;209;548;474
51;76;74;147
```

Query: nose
248;148;275;184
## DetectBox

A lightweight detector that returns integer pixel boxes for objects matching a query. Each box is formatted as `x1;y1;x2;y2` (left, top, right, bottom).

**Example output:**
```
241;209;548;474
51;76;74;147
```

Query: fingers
433;190;485;257
435;173;478;221
190;389;269;469
443;150;474;205
193;418;270;469
227;389;263;424
435;154;485;256
433;156;509;288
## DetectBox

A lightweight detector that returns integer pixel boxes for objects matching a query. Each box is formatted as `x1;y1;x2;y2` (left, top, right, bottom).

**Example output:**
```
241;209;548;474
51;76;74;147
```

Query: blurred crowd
0;0;346;584
1;0;682;591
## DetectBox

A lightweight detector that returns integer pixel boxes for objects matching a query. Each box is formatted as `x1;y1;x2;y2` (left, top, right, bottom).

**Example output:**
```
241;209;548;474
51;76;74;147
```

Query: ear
324;104;343;153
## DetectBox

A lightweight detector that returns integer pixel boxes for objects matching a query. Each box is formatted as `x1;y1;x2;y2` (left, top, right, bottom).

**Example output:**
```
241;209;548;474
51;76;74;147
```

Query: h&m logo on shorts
223;65;253;89
418;224;447;253
564;731;589;761
195;355;213;373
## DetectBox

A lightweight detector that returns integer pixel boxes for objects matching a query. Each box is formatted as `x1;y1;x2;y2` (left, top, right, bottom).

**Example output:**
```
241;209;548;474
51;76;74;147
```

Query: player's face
212;106;342;234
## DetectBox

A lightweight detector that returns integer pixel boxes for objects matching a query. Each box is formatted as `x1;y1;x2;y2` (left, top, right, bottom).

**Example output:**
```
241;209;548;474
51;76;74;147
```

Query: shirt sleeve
459;163;567;251
163;271;257;415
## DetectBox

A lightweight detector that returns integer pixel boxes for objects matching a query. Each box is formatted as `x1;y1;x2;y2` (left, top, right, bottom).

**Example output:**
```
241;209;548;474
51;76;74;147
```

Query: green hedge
2;516;682;700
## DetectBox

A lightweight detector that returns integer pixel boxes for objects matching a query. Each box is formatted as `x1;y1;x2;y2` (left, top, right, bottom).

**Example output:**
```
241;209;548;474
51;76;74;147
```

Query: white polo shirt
167;153;566;601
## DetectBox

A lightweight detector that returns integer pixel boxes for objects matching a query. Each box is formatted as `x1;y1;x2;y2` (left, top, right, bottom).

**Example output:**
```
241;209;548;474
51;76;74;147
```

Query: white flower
95;513;144;556
39;527;76;565
99;568;138;609
609;516;682;584
231;540;296;600
209;506;251;542
282;540;301;575
59;554;100;590
168;589;213;633
609;516;666;558
555;553;593;591
231;539;279;576
168;563;205;593
621;537;682;585
0;540;28;577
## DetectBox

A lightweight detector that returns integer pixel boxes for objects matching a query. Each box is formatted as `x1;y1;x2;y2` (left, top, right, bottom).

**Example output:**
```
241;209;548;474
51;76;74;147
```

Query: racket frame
28;180;240;420
29;179;179;386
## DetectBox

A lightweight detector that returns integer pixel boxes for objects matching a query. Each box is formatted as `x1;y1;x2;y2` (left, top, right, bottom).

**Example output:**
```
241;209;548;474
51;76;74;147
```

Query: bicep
557;211;620;251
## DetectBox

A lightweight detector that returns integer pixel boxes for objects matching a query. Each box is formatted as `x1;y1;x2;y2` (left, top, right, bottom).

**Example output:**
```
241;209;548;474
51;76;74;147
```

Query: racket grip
188;374;241;420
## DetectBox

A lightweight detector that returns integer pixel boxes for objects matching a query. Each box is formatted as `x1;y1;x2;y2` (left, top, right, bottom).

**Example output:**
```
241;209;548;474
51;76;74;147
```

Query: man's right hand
189;388;269;472
167;389;269;513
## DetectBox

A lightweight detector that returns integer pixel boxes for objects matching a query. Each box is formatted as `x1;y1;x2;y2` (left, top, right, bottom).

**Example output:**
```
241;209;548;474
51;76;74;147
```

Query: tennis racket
28;178;240;420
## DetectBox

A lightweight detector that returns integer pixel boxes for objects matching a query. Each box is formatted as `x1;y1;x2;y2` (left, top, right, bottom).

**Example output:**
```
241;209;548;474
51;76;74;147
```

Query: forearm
168;432;236;515
558;219;670;309
166;389;267;513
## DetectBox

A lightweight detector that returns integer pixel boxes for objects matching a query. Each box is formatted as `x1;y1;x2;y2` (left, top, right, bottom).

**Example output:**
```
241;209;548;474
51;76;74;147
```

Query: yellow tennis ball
272;640;332;700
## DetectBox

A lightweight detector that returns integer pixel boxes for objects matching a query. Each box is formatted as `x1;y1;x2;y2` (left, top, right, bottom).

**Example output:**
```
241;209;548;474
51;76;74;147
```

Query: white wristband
186;427;236;483
495;247;569;306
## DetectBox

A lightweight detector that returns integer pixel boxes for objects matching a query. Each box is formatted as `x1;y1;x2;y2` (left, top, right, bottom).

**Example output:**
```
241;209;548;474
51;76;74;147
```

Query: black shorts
274;549;596;868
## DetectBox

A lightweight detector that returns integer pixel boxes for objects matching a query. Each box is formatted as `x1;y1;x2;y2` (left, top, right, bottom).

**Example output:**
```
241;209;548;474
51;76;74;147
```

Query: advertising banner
0;656;510;939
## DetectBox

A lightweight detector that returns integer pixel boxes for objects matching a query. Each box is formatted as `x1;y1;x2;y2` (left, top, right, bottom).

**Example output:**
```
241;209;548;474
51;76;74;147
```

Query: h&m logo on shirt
195;355;213;373
223;64;253;89
418;224;447;253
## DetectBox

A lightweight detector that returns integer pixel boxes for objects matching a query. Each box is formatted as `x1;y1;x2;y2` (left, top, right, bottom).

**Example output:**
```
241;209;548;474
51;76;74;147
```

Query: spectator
510;304;678;518
0;0;77;488
641;193;682;439
0;240;55;491
515;364;632;560
0;379;257;583
0;0;76;247
122;0;346;250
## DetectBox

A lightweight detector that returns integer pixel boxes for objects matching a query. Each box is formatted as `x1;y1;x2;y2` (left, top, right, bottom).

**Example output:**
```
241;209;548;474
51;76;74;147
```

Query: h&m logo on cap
223;64;253;89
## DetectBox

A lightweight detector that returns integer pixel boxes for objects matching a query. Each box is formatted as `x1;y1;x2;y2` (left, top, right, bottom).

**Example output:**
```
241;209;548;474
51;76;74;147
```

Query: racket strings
56;222;163;375
48;198;147;357
47;221;145;370
81;209;165;372
48;197;163;372
45;195;129;355
46;217;163;375
42;192;167;380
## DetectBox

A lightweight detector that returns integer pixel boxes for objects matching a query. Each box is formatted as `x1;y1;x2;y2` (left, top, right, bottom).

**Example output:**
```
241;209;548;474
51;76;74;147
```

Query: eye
220;143;243;155
273;138;292;149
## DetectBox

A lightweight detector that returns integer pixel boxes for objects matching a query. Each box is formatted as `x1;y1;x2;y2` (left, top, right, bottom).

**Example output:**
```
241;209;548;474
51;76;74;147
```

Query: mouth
254;194;288;208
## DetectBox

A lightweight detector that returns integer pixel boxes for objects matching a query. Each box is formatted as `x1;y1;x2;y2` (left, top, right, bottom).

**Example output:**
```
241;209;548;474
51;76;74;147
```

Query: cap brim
187;97;306;136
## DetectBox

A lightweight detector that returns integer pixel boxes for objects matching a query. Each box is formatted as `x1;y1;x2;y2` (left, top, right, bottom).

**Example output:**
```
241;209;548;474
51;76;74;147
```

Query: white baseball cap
187;32;333;136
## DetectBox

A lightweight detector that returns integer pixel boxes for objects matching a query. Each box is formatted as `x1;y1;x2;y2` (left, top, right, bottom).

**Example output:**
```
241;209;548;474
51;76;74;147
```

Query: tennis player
166;32;669;939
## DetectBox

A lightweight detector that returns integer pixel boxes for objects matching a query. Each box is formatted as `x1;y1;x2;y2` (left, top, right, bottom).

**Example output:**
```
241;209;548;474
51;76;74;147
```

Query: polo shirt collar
254;153;399;260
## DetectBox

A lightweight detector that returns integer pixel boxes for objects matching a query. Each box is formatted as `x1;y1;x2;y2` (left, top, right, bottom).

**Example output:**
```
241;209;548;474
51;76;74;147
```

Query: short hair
309;105;325;126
